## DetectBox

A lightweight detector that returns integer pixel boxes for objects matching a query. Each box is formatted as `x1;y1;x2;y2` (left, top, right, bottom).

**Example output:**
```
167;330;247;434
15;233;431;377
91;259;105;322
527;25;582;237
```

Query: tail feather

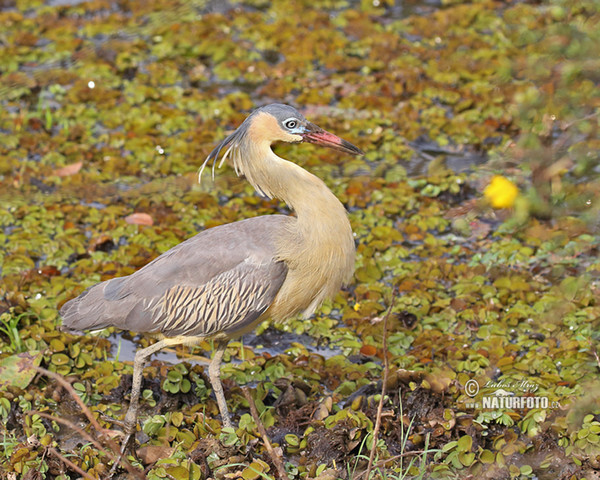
59;280;135;334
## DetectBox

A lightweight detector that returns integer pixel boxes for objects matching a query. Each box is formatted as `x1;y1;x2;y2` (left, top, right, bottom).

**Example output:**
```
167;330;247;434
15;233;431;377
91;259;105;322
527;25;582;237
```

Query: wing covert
126;257;287;337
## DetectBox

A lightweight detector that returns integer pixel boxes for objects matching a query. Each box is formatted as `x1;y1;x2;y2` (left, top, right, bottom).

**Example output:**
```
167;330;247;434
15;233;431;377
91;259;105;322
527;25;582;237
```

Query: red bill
301;122;364;155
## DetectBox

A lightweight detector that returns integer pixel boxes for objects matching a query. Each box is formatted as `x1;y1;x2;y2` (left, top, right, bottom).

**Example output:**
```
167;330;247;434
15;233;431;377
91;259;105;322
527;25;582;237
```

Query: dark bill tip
301;123;364;156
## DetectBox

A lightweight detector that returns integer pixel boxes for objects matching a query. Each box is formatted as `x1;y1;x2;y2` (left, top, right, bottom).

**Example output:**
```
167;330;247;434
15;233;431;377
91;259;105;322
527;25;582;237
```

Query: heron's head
201;104;363;180
245;104;364;155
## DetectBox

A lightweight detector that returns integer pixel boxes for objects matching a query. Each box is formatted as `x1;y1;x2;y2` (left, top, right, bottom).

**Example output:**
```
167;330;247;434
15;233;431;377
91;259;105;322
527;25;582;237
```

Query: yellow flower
484;175;519;209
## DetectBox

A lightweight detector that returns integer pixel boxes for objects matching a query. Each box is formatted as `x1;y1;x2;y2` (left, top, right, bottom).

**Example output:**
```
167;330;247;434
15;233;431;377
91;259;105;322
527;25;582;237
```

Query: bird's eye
284;119;298;130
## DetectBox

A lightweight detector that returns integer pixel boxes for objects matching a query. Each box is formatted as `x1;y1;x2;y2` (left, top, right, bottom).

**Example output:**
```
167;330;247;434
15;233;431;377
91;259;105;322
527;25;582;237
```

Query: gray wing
60;215;290;338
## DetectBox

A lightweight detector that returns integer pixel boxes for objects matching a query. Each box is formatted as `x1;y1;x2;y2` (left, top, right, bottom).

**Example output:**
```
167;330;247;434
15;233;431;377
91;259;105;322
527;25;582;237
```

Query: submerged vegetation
0;0;599;478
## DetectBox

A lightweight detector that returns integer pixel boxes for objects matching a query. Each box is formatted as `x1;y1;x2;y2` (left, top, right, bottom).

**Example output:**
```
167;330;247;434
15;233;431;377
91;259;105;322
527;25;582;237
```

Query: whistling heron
60;103;363;443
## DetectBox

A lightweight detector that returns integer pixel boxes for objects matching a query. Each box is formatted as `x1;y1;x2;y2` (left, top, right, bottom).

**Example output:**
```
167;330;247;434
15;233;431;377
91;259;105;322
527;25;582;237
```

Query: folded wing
60;215;290;338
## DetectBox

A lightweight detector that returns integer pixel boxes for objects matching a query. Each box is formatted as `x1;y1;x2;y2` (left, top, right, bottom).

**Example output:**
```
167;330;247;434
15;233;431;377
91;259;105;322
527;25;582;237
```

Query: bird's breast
268;215;355;322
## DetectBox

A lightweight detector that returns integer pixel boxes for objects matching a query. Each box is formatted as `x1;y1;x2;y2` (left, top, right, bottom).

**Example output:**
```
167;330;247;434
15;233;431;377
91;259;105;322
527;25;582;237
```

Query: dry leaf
53;161;83;177
125;212;154;225
137;445;175;464
360;344;377;356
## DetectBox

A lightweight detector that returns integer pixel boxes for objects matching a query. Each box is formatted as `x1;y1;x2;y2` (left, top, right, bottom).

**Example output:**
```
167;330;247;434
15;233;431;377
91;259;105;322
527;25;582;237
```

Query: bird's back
60;215;291;338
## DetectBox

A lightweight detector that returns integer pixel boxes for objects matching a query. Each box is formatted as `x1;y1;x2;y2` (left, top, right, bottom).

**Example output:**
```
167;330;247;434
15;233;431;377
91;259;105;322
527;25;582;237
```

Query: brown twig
363;293;395;480
37;367;109;434
36;367;145;480
242;386;289;480
33;411;114;460
48;447;98;480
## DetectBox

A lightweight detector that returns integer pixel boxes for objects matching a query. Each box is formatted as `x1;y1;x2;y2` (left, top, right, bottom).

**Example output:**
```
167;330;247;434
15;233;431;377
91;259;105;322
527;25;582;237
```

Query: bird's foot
107;423;137;477
99;412;125;428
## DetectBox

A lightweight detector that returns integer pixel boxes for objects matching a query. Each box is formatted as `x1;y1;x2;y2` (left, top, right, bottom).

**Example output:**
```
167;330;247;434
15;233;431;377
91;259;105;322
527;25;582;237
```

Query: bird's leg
110;336;208;476
129;341;172;431
208;340;232;429
120;339;170;454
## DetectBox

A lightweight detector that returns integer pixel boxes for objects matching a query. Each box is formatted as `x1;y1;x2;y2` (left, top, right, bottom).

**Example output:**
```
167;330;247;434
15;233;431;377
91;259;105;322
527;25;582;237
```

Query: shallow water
108;327;341;365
